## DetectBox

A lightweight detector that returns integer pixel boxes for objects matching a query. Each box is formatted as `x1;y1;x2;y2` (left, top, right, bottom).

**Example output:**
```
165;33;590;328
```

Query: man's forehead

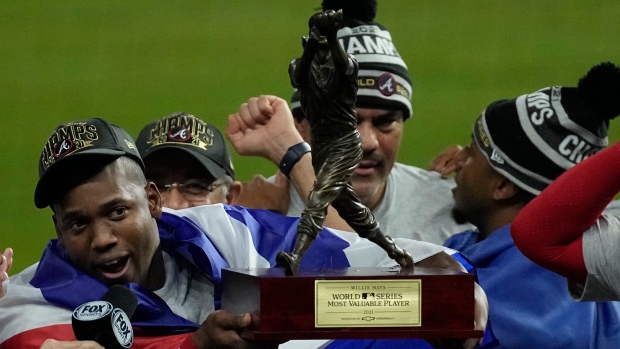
356;107;404;119
53;168;133;213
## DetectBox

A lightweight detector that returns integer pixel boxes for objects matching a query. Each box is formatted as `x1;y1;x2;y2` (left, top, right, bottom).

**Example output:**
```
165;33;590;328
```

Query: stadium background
1;0;618;274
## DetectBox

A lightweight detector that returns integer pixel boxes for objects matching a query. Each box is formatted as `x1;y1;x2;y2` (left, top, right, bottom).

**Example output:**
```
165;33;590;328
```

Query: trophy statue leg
277;233;315;275
368;234;415;271
349;225;414;271
278;168;340;275
332;187;415;271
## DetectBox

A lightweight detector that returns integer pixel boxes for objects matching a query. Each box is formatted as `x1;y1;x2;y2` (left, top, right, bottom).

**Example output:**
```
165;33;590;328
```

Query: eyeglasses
155;178;226;199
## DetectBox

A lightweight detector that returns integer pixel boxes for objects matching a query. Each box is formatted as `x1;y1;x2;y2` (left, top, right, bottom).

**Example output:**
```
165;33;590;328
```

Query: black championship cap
35;118;144;208
136;112;235;180
473;62;620;195
291;0;413;120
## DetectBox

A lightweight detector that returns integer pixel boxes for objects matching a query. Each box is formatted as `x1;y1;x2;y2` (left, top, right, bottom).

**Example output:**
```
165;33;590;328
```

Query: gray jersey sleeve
570;214;620;301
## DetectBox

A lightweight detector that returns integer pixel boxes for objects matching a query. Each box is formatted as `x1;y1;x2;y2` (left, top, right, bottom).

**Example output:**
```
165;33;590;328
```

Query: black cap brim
143;145;230;180
34;149;141;209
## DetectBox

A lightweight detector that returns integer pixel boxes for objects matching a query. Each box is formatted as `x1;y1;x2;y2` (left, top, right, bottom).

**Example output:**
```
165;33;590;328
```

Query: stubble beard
451;206;469;225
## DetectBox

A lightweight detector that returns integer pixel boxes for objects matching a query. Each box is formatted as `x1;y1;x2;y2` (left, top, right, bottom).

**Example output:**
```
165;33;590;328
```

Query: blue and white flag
0;204;495;348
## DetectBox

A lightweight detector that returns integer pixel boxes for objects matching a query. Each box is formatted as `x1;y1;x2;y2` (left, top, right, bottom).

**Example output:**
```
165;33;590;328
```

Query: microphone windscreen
72;285;137;349
102;285;138;318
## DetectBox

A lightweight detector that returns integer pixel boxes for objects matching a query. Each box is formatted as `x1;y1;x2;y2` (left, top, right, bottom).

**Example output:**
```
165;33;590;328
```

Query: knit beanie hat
291;0;413;120
474;62;620;195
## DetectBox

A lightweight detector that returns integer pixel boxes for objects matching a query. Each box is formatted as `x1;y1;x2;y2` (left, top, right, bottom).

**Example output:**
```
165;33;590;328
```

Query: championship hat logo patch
377;73;396;96
146;115;215;152
54;139;75;159
41;122;99;171
167;127;191;143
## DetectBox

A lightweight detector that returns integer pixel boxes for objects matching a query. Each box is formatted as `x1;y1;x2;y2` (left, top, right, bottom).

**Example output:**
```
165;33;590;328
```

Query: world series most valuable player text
315;280;421;328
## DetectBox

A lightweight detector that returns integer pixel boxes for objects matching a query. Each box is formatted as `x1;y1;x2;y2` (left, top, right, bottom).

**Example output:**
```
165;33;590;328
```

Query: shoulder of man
0;264;73;346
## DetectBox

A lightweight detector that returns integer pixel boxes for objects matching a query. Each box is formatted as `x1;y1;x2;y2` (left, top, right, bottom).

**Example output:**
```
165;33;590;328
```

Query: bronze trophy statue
220;8;480;341
276;9;414;275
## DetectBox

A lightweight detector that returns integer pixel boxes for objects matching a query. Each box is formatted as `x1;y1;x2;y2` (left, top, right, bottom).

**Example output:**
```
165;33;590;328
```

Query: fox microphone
72;285;138;349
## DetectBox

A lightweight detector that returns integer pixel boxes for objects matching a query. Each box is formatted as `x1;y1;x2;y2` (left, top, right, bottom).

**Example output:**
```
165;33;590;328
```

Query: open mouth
98;256;130;279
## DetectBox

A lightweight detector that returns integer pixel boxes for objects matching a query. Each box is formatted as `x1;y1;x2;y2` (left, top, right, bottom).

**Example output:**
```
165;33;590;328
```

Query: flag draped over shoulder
0;204;495;349
24;205;355;332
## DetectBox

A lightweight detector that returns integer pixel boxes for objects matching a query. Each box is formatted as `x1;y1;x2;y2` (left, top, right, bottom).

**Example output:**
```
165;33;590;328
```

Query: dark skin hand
417;252;487;349
191;310;281;349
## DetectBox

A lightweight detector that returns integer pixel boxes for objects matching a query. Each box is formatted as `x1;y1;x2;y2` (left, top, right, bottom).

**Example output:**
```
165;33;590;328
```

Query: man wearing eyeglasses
136;112;290;214
136;112;240;210
0;112;288;304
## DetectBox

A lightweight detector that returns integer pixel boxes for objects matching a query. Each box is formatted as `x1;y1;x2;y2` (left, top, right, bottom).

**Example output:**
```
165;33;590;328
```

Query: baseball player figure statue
277;9;414;275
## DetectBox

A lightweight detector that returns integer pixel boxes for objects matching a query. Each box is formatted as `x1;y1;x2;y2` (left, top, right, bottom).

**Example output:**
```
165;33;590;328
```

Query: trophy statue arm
289;33;321;89
314;9;351;74
327;35;353;74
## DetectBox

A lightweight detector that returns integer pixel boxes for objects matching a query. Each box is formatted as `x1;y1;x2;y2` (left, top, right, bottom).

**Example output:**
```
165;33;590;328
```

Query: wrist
279;142;311;178
181;335;201;349
268;132;304;164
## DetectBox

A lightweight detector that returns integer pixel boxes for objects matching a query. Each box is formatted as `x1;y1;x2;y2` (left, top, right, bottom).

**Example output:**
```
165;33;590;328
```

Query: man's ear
294;118;312;143
146;182;163;219
226;180;243;205
492;175;519;201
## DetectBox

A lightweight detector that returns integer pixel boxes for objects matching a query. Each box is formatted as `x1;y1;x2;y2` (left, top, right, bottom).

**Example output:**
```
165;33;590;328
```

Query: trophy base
222;267;482;340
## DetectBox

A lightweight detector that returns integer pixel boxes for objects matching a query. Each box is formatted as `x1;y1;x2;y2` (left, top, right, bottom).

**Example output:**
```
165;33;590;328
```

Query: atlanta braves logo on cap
54;139;75;158
377;73;396;96
144;114;214;152
40;122;99;171
167;127;191;143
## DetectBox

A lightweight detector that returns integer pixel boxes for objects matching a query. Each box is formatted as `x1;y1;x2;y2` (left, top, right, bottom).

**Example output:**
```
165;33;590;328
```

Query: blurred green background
1;0;619;274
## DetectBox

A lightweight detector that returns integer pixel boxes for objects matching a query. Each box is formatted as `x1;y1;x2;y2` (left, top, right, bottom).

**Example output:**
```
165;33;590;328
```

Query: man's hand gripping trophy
277;9;414;275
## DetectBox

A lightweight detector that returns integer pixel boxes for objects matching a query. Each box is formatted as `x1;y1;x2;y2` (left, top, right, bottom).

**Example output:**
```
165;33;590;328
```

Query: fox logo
111;308;133;348
72;301;113;320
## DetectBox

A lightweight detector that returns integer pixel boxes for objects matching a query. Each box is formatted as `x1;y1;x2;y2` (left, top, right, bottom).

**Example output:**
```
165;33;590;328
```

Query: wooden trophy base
221;267;482;341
